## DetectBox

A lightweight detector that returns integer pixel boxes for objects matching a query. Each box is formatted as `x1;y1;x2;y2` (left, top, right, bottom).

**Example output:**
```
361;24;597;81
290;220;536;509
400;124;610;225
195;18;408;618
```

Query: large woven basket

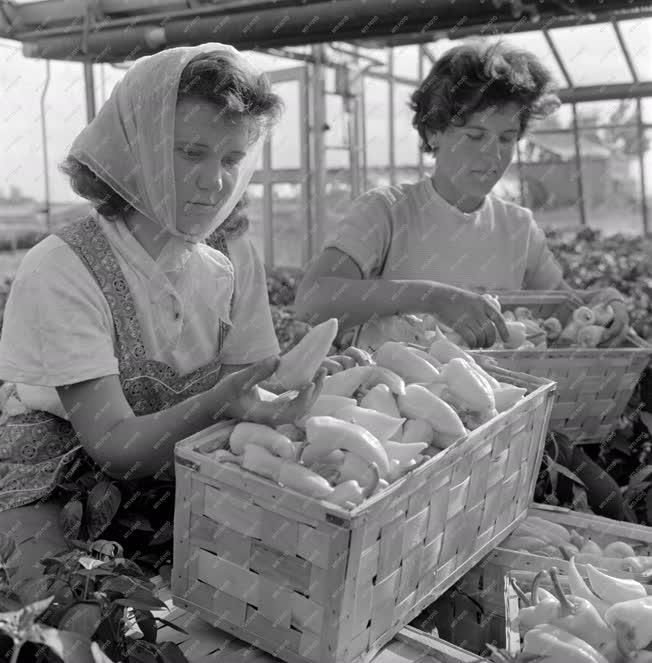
473;290;652;445
171;367;555;663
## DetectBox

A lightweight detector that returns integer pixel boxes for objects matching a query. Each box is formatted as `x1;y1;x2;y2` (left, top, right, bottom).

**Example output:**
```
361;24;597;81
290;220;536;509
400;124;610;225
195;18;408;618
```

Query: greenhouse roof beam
558;81;652;103
7;0;649;62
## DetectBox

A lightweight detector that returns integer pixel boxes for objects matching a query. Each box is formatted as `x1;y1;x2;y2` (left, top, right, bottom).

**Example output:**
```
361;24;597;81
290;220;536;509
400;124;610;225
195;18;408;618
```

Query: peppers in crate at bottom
522;624;610;663
604;596;652;658
548;567;616;654
513;570;561;632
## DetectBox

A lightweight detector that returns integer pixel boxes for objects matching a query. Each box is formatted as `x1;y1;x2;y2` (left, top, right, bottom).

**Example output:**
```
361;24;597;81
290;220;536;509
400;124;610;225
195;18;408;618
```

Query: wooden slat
245;605;302;655
190;515;252;567
250;541;313;596
397;546;423;604
292;593;324;634
182;579;248;628
319;524;352;663
202;484;265;540
296;524;331;569
378;515;406;580
171;465;194;599
401;508;429;557
446;478;470;520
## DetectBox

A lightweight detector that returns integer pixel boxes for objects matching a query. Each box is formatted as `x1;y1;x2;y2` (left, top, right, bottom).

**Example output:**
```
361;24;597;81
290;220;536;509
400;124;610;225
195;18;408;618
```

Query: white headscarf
69;43;266;247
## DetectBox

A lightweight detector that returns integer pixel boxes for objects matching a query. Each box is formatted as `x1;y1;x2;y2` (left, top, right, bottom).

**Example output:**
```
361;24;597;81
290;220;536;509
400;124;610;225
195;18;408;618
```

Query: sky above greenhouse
0;14;651;203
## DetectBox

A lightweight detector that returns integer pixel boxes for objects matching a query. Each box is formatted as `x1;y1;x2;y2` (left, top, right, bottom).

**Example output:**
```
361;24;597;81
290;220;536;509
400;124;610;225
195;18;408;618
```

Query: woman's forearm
101;387;227;480
295;276;449;330
557;279;621;305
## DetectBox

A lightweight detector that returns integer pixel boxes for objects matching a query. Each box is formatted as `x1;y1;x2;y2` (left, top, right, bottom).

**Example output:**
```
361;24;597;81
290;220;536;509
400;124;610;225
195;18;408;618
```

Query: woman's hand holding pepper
585;288;629;348
212;356;326;426
319;346;374;374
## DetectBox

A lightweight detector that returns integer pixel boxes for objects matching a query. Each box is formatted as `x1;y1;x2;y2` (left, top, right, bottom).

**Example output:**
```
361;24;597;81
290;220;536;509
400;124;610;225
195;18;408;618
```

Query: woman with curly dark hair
0;44;328;579
296;41;628;352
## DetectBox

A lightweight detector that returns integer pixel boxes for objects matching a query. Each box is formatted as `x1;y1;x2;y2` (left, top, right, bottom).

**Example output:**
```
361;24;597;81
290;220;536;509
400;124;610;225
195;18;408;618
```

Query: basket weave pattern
475;291;652;444
171;369;554;663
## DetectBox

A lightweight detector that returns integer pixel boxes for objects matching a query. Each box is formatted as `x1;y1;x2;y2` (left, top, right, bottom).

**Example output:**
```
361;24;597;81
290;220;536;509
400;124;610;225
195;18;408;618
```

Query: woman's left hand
319;346;374;374
599;298;629;347
586;288;630;347
253;368;327;426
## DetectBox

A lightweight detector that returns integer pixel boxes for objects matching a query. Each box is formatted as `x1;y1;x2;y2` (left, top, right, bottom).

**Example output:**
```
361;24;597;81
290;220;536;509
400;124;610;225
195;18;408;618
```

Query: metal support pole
417;46;424;180
311;44;327;258
300;67;312;266
361;74;368;192
83;61;96;123
388;48;396;186
263;138;274;268
40;59;51;233
571;103;587;226
635;98;649;236
516;141;525;207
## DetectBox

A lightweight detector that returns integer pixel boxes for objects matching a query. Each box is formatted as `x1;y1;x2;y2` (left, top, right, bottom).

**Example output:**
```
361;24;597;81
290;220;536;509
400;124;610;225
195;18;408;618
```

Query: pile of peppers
499;565;652;663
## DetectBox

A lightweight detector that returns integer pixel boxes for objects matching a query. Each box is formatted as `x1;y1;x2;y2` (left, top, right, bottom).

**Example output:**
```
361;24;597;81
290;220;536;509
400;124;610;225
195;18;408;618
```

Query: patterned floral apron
0;216;232;514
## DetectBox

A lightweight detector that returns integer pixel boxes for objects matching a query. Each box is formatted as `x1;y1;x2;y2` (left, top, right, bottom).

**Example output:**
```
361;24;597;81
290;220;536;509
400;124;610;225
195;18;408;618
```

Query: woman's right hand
212;356;325;426
427;285;510;348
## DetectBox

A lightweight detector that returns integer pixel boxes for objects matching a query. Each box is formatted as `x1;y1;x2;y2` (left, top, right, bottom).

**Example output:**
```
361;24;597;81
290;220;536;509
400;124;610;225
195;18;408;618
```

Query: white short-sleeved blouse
0;215;280;419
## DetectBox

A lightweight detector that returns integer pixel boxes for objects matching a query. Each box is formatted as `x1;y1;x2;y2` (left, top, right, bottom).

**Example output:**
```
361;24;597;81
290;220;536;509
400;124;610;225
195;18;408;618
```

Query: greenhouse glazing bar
635;98;649;234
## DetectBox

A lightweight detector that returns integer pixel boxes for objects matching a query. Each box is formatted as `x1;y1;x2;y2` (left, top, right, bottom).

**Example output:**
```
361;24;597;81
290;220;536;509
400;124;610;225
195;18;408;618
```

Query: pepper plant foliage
0;534;188;663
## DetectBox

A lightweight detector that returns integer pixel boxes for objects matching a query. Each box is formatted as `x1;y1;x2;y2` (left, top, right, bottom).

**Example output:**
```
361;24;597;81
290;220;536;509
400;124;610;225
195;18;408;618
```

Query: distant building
519;133;631;209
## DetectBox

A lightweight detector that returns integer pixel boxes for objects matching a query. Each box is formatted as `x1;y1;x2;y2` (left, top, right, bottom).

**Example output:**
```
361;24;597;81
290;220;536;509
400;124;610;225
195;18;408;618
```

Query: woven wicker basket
473;290;652;445
171;367;554;663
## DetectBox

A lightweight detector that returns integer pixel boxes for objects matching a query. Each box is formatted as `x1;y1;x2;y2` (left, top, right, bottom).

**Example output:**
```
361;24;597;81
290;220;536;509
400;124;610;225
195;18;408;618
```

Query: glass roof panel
642;99;652;125
548;24;633;86
618;18;652;82
390;44;421;83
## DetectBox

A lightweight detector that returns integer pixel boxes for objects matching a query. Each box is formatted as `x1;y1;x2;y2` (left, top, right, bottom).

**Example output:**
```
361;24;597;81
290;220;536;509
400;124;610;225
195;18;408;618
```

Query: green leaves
61;499;84;542
0;524;188;662
31;626;98;663
87;482;122;541
134;610;157;644
0;533;17;585
57;602;103;639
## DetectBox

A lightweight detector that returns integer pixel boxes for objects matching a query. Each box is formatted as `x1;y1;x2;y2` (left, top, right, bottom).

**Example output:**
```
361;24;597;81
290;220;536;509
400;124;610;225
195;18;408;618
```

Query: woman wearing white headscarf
0;44;324;578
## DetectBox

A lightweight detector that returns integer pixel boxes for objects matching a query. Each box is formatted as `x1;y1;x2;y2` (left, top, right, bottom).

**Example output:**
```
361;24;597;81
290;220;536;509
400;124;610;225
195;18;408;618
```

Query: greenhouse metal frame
1;0;651;267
